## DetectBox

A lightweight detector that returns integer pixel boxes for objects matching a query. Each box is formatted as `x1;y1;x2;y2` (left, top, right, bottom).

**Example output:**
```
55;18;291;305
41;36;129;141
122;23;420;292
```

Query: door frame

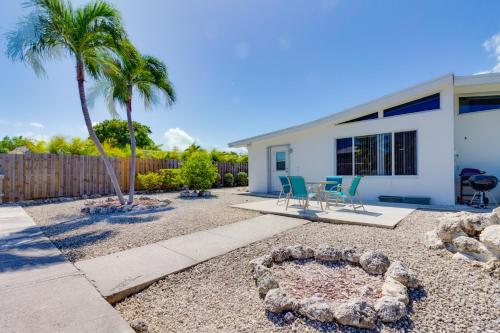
267;144;291;193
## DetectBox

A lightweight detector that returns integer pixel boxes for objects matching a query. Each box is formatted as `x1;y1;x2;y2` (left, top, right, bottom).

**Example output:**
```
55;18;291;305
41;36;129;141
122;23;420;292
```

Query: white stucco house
229;73;500;205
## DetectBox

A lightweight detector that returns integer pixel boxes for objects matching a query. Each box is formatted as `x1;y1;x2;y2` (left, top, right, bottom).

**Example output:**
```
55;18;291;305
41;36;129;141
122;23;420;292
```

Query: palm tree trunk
125;90;136;204
76;58;126;205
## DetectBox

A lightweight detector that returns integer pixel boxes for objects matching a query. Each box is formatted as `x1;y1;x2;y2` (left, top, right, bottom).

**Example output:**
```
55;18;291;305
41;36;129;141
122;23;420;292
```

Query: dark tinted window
338;112;378;124
459;95;500;114
384;93;440;118
395;131;417;175
354;133;392;176
336;138;353;175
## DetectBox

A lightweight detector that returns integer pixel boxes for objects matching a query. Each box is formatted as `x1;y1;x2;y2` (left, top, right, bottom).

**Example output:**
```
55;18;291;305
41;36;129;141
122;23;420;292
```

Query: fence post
0;174;4;203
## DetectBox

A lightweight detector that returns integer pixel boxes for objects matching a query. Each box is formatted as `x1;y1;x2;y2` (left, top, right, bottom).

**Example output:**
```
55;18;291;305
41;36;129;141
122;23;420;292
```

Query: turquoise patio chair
277;175;292;205
286;176;316;210
329;176;365;213
322;176;343;207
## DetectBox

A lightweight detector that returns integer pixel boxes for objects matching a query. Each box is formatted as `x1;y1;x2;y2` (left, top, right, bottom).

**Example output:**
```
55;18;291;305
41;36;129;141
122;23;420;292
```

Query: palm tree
90;41;175;203
6;0;127;204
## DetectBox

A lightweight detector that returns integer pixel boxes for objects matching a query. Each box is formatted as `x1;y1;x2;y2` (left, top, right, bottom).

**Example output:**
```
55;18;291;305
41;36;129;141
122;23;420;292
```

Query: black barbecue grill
459;167;498;208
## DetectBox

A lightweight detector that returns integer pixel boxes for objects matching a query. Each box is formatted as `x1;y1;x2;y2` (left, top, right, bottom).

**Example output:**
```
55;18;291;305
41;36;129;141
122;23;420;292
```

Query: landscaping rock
263;288;296;313
333;298;376;329
423;230;445;249
297;294;335;322
130;318;148;333
436;216;467;242
341;246;360;263
256;273;279;298
287;244;315;260
452;236;495;262
251;264;271;280
359;251;390;275
481;259;500;279
375;296;407;323
314;245;342;262
271;247;291;263
200;190;212;197
386;261;420;288
249;255;273;270
382;278;409;305
479;225;500;256
460;212;498;236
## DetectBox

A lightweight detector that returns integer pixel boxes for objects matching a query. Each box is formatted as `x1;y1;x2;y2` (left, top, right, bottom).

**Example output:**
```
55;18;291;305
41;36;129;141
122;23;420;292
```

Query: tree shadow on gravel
176;194;219;201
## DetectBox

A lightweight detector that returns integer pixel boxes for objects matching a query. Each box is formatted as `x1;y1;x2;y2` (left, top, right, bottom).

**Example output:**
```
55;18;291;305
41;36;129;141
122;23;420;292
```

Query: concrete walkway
0;206;133;333
76;214;308;303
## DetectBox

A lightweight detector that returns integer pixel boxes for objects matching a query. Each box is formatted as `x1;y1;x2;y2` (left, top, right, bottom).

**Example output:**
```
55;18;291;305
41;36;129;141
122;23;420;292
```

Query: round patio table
306;181;342;211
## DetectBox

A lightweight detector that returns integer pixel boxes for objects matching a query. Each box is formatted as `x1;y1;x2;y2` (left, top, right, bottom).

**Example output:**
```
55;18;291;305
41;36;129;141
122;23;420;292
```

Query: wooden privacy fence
0;154;247;202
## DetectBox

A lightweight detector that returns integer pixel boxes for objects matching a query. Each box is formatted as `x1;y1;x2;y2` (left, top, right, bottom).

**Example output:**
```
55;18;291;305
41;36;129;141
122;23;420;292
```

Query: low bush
180;151;218;191
137;172;162;191
212;173;221;188
158;168;182;190
235;171;248;186
223;173;234;187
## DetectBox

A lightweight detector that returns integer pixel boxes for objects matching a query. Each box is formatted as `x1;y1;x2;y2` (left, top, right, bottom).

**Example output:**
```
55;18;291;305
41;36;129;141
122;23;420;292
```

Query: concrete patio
232;198;416;228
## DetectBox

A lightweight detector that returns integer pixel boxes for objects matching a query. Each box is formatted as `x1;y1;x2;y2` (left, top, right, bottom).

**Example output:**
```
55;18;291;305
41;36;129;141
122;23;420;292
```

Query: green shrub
180;151;218;191
212;173;221;188
223;173;234;187
137;172;162;191
158;168;182;190
235;172;248;186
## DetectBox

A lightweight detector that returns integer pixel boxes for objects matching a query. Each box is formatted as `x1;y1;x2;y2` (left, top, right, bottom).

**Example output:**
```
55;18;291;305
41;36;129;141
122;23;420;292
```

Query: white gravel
114;209;500;333
24;188;263;262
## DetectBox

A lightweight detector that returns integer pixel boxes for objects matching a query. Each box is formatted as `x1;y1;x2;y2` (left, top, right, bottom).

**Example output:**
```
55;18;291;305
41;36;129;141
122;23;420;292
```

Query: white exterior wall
247;77;457;205
454;84;500;202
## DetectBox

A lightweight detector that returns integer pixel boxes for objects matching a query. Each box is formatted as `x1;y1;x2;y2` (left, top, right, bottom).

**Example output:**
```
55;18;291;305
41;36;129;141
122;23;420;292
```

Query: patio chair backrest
348;176;363;196
279;175;291;194
325;176;342;191
288;176;308;198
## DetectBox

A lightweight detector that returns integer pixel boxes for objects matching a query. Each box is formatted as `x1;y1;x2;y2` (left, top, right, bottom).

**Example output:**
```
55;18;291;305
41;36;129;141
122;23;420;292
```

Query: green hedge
137;168;182;191
235;172;248;186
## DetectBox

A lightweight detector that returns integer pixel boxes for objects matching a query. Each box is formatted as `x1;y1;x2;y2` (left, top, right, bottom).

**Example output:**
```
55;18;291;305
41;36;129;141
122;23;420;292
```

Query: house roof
228;72;500;147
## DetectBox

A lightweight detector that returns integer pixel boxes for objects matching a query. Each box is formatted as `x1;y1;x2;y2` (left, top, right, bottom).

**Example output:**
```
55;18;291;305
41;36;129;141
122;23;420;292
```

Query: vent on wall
337;112;379;125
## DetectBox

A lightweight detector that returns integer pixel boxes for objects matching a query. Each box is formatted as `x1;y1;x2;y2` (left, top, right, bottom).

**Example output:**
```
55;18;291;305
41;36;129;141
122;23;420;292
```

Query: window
336;138;353;175
383;93;440;118
354;133;392;176
459;95;500;114
275;151;286;171
394;131;417;175
338;112;379;125
336;131;417;176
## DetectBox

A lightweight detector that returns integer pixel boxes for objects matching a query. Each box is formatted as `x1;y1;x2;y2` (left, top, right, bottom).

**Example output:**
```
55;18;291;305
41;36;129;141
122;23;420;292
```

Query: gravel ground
115;210;500;333
25;188;263;262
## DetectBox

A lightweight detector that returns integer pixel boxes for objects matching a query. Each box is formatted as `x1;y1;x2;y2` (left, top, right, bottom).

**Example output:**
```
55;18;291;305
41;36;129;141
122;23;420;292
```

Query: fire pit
250;245;420;329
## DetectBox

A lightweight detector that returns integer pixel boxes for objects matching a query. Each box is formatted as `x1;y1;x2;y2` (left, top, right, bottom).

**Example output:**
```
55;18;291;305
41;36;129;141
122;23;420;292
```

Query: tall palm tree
90;41;175;203
6;0;127;204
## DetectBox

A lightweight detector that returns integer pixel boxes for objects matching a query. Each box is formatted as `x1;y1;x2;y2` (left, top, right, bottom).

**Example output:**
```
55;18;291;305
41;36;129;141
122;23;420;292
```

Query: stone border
81;197;170;215
250;245;420;329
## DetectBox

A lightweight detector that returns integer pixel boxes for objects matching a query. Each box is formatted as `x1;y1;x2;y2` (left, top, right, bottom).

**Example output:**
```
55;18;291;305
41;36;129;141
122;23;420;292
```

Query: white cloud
163;128;197;151
234;42;250;59
28;122;44;128
278;36;292;51
16;132;49;142
476;33;500;74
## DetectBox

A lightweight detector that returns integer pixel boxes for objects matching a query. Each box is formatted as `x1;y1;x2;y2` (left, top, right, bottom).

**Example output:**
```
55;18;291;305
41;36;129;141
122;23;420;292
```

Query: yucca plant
89;41;175;203
6;0;128;204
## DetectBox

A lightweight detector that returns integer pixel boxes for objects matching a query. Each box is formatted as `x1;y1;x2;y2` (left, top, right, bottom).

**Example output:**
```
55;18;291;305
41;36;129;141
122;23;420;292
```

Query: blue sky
1;0;500;152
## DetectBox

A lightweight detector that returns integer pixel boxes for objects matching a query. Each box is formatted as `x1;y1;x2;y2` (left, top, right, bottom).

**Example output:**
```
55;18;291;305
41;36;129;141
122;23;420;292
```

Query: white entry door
270;145;289;192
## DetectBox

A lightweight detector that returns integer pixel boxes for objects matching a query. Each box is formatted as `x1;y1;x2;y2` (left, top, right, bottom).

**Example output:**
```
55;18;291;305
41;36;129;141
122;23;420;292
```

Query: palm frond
87;78;120;119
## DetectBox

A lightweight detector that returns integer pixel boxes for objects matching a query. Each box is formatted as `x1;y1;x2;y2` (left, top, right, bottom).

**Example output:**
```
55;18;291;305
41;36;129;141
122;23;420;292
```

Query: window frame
335;130;418;177
457;93;500;115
